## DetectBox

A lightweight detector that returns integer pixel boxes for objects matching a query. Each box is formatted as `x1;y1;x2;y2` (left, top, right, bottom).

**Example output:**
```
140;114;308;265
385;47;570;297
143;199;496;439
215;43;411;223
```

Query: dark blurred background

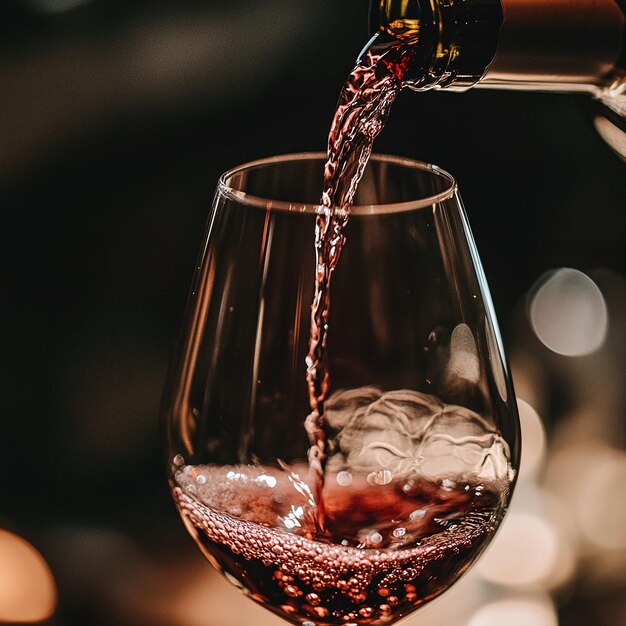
2;1;626;625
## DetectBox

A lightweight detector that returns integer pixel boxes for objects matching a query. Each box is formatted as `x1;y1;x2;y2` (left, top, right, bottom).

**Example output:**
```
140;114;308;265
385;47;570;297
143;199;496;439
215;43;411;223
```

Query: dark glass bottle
368;0;626;157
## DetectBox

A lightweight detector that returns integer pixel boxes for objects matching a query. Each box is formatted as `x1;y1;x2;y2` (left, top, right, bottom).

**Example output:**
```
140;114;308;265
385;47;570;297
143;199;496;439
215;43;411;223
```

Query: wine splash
305;42;417;526
173;464;503;626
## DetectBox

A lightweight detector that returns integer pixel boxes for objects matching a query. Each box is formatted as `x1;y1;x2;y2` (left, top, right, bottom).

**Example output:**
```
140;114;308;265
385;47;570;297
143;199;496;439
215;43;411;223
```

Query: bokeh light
478;511;560;589
516;398;547;481
479;487;577;593
467;596;558;626
0;530;57;624
547;443;626;552
528;268;608;356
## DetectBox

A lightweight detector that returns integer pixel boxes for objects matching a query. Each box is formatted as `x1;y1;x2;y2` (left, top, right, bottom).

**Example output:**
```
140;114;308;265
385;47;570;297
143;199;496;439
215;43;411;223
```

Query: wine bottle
368;0;626;157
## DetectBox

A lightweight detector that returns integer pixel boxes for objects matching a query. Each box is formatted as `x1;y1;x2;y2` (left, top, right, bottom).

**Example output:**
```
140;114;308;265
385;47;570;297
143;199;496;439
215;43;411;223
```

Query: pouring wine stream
305;41;417;533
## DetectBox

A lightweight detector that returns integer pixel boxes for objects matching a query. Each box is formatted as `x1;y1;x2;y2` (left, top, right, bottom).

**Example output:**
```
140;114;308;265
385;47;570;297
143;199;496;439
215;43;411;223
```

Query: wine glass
162;152;521;626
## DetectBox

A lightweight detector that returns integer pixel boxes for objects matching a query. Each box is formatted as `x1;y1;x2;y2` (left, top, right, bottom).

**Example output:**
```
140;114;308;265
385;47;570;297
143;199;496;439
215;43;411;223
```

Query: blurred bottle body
369;0;626;157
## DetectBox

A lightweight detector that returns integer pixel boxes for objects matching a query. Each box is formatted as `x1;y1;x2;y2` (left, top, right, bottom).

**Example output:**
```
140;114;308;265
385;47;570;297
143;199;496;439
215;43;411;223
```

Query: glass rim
218;152;458;215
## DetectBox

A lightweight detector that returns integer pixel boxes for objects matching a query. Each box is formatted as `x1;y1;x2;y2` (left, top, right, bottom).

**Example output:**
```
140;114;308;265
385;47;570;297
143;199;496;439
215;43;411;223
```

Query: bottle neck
369;0;503;91
481;0;625;93
369;0;625;93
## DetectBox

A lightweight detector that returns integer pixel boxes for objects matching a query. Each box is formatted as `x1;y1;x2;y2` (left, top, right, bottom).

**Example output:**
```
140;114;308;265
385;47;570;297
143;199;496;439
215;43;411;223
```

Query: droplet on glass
410;509;426;520
369;532;383;545
367;469;393;486
336;471;353;486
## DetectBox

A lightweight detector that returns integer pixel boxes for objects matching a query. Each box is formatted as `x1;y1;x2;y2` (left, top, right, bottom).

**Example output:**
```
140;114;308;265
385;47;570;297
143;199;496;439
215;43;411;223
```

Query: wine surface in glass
173;460;504;625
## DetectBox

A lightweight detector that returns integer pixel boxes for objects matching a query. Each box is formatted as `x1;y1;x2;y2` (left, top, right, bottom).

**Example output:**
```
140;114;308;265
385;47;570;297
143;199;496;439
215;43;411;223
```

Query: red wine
305;43;417;528
320;45;415;211
172;464;505;625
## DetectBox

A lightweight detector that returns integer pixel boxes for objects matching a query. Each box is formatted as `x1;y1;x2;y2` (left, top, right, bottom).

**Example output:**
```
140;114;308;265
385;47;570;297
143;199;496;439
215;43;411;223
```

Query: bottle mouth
218;152;457;215
367;0;503;91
